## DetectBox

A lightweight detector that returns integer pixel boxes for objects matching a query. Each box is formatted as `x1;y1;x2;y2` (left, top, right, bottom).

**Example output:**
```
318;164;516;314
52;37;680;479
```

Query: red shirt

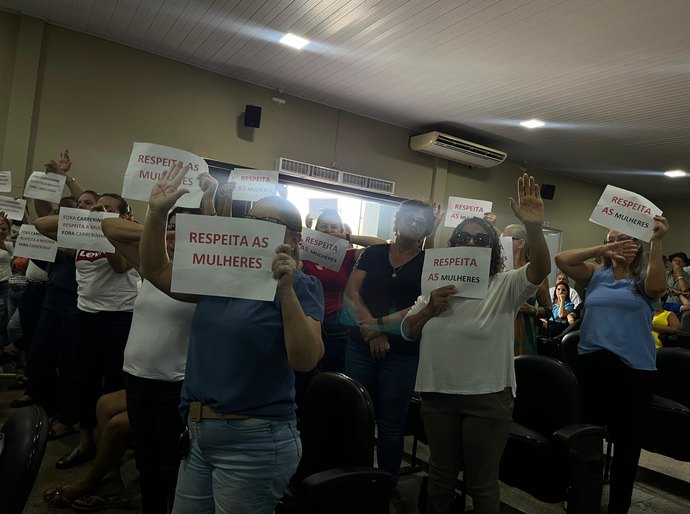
302;248;357;314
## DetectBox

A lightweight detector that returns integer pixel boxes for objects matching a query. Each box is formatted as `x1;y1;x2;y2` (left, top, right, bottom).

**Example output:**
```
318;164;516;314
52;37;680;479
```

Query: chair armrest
553;423;607;445
300;466;392;496
651;395;690;415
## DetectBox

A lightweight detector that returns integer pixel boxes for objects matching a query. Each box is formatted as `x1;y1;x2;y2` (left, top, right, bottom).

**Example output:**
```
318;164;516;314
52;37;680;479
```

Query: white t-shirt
403;265;538;396
75;250;140;313
0;242;14;282
123;280;195;382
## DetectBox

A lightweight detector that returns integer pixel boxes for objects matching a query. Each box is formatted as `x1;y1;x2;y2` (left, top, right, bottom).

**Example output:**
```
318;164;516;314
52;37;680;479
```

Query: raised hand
650;215;669;242
604;239;640;265
198;173;219;197
149;161;191;213
423;285;457;317
509;173;544;226
273;243;297;292
44;149;72;175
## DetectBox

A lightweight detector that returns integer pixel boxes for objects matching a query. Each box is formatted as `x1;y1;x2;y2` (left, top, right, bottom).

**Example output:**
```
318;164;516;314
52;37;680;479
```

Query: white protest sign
23;172;67;203
57;208;118;252
13;224;58;262
444;196;493;228
308;198;338;216
499;236;514;271
229;169;278;202
0;172;11;192
122;142;206;208
0;196;26;221
588;185;662;242
171;214;286;301
299;228;348;271
422;247;492;299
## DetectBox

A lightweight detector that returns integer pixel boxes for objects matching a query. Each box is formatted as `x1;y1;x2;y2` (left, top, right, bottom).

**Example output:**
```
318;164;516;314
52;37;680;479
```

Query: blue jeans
173;416;301;514
344;340;418;483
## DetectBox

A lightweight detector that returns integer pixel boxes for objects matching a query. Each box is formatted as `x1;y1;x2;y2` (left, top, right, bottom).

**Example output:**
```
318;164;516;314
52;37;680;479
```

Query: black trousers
125;373;184;514
75;309;133;429
575;350;655;514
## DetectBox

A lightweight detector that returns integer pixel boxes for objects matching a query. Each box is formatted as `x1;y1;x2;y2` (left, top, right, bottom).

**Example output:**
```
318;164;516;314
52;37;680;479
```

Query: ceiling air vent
410;131;507;168
276;158;395;195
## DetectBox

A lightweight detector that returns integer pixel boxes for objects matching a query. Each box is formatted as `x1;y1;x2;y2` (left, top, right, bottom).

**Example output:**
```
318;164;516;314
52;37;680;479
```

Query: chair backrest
0;405;49;514
292;372;376;481
680;312;690;334
655;347;690;407
559;330;580;370
513;355;582;437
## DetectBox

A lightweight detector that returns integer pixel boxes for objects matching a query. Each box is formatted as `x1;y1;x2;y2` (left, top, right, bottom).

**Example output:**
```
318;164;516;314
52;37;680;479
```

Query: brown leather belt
188;401;250;422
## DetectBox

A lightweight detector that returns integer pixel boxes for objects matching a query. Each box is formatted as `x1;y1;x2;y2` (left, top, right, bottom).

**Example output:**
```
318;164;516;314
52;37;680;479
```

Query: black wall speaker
541;184;556;200
244;105;262;128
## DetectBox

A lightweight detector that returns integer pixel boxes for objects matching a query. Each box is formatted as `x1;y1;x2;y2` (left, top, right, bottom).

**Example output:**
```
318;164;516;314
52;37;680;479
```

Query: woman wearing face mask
401;174;550;514
555;218;668;514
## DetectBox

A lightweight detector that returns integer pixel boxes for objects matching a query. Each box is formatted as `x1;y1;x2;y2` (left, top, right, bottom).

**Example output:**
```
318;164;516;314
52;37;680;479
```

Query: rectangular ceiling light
520;119;545;129
280;33;309;50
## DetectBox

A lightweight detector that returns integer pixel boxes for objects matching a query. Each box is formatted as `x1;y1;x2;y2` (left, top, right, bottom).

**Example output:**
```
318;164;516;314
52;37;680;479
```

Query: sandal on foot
43;486;77;508
72;494;129;512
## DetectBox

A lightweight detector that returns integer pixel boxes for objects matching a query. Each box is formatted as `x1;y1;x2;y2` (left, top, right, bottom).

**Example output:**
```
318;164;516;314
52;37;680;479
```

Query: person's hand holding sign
273;244;297;292
423;285;457;317
149;162;191;215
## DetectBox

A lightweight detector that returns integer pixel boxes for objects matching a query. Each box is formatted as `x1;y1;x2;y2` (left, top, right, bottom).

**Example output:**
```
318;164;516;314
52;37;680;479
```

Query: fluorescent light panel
280;33;309;50
664;169;686;178
520;119;545;129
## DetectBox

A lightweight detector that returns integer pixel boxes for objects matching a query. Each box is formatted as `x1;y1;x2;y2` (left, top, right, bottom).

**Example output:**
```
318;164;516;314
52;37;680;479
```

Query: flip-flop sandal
43;485;76;508
72;494;129;512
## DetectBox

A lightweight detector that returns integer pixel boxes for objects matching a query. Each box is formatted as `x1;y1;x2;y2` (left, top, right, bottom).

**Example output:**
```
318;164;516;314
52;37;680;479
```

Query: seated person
666;252;690;307
548;271;582;307
662;292;690;316
652;304;680;348
552;282;576;325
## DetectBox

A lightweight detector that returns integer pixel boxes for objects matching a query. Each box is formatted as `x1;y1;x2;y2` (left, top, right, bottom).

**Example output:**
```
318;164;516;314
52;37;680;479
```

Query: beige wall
1;11;686;255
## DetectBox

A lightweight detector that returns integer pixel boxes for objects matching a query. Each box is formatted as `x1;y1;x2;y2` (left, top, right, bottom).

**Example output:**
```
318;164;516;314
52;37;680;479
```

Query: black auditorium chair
499;355;606;514
559;330;581;370
0;404;50;514
641;347;690;461
278;372;391;514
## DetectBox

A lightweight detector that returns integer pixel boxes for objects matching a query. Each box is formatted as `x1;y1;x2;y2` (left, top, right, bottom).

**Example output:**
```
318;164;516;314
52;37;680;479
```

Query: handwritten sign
122;142;206;208
23;172;66;203
499;236;514;271
0;172;11;192
171;214;286;301
0;196;26;221
422;247;492;299
13;224;58;262
57;207;118;252
589;185;662;242
444;196;492;228
229;169;278;202
299;228;348;271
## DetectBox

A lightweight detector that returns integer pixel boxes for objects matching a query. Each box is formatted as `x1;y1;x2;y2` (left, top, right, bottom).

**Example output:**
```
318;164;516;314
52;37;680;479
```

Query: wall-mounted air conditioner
409;131;507;168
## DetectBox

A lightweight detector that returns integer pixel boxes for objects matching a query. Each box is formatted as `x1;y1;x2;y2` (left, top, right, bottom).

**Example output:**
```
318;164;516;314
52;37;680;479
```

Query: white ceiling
2;0;690;200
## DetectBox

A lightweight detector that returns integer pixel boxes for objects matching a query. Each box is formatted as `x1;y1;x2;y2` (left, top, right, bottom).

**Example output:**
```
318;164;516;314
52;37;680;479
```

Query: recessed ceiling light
664;169;686;178
519;119;545;129
280;33;309;50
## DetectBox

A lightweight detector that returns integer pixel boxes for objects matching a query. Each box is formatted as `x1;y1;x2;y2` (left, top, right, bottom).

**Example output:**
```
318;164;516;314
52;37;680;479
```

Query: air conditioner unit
409;131;507;168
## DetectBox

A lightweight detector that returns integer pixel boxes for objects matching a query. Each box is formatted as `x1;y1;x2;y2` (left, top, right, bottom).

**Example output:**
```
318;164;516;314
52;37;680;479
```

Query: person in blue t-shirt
139;162;325;514
555;217;669;514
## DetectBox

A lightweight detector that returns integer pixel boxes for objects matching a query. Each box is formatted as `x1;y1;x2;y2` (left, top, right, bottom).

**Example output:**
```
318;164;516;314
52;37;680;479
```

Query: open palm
149;161;190;212
510;173;544;225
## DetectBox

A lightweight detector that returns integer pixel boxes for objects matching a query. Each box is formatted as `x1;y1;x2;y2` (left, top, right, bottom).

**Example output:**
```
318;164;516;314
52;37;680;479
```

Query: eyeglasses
316;223;341;232
451;231;490;247
244;214;299;232
605;235;636;244
511;236;523;241
167;224;176;231
401;214;428;228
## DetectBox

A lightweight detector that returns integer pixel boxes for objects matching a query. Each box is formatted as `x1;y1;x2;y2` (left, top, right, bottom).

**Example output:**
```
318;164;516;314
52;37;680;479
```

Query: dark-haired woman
343;199;435;494
555;219;668;514
552;282;576;324
402;174;550;514
302;209;385;372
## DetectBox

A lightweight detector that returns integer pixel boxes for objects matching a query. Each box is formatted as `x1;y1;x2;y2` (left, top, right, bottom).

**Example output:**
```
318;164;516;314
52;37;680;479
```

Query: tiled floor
2;379;689;514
